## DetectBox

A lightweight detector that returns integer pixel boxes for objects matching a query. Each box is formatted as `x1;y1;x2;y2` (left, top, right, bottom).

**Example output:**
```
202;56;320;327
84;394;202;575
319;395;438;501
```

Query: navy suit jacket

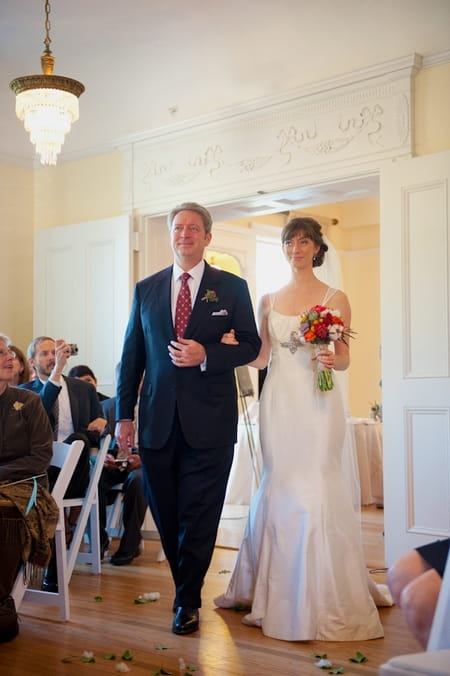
116;262;261;449
20;376;103;434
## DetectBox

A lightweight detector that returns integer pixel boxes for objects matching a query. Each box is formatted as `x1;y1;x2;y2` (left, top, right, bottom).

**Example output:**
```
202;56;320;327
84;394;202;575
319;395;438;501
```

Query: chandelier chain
9;0;84;165
43;0;52;56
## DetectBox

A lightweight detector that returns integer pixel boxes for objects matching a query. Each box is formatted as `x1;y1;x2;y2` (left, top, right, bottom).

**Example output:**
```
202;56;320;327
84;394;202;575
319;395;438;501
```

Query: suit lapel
186;263;222;337
65;377;78;429
154;267;175;337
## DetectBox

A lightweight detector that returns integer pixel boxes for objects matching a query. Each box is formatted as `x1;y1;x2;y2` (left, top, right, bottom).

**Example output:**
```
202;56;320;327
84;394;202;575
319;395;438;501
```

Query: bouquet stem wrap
314;344;334;391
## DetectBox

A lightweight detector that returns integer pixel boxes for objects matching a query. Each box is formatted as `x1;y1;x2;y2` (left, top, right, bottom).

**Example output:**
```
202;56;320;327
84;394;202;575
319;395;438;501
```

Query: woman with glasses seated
0;333;58;643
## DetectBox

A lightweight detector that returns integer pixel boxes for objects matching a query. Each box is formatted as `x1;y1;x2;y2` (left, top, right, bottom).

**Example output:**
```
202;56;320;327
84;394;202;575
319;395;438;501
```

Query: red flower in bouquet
298;305;354;391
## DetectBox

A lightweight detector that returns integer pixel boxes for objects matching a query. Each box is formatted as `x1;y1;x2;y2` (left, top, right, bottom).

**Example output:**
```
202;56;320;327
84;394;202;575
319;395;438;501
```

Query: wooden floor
0;506;420;675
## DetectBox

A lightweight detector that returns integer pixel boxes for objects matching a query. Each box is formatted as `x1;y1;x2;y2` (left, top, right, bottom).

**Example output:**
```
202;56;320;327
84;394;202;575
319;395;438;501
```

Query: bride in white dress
215;217;386;641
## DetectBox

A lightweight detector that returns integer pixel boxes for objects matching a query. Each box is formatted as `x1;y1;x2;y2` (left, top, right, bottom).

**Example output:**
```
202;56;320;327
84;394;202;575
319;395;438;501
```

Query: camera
114;458;128;470
68;343;78;356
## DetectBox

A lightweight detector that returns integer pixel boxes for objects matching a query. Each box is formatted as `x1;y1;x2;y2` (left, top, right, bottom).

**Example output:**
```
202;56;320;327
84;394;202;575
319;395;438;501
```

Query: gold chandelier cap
9;74;85;98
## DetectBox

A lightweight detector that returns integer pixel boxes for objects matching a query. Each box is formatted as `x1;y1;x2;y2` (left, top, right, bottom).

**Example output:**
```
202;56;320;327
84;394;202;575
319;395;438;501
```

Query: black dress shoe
109;547;140;566
41;576;58;593
172;606;199;635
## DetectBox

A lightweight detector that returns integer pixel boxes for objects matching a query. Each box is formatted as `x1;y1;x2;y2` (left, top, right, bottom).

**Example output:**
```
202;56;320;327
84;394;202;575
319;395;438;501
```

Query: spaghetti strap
322;287;338;305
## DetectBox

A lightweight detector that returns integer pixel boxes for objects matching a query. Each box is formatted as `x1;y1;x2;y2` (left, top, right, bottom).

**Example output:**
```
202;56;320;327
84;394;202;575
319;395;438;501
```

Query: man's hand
115;420;135;455
127;454;142;470
104;453;117;470
221;329;239;345
49;339;71;383
87;417;107;435
168;338;206;367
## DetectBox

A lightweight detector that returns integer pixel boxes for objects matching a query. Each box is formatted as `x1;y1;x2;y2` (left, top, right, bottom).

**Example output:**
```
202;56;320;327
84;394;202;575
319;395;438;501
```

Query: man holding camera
20;336;106;591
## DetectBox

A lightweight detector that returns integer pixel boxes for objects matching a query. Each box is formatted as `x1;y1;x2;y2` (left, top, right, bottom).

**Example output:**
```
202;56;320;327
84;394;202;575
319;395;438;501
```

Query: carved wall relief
122;55;419;214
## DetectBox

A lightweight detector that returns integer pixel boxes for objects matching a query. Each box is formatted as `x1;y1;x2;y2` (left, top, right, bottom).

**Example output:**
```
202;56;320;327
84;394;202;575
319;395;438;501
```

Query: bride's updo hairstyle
281;217;328;268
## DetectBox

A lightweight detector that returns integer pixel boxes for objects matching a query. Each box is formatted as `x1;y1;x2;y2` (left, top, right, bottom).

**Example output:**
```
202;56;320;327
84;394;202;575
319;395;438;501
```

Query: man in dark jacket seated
20;336;106;590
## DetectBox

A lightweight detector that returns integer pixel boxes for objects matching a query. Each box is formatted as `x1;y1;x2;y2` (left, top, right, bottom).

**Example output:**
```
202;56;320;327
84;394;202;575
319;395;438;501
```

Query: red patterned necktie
174;272;192;338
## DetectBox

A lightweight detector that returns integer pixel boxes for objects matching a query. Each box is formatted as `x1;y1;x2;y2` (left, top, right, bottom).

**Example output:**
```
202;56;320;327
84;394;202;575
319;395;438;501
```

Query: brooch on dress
280;331;302;354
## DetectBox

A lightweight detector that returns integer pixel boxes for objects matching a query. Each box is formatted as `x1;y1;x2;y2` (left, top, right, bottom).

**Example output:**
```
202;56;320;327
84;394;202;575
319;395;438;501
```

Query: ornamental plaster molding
121;54;421;215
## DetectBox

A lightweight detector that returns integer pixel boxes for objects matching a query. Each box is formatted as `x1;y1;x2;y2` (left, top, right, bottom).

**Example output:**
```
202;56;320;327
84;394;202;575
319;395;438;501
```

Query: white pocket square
211;309;228;316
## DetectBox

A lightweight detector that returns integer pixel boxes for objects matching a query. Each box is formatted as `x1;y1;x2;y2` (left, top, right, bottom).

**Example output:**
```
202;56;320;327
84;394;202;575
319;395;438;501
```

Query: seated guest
20;336;106;591
67;364;109;402
0;333;58;643
9;344;31;386
99;395;147;565
387;538;449;648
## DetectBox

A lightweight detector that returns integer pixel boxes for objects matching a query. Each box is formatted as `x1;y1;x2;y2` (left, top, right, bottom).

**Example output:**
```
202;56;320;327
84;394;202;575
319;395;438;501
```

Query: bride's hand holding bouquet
298;305;354;392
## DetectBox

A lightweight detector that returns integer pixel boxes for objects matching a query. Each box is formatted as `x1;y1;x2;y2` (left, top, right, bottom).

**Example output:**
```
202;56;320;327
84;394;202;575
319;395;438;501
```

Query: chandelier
9;0;85;166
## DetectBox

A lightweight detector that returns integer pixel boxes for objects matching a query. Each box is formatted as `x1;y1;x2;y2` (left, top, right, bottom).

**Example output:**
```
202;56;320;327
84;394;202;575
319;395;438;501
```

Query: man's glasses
0;348;16;359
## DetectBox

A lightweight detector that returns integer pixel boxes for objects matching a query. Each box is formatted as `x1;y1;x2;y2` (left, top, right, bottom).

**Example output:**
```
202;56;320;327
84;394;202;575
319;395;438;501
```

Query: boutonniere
13;401;24;411
201;289;219;303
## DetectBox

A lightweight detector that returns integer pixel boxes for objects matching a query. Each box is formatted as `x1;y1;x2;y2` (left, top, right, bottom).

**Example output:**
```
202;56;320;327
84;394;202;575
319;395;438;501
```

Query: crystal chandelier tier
9;0;85;165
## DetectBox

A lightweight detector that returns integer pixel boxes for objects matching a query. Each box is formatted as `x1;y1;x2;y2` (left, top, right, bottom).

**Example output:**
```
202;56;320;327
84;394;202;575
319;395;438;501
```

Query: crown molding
422;49;450;68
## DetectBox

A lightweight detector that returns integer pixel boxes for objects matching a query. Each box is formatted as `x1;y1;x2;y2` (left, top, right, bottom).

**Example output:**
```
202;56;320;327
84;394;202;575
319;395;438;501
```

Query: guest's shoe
109;547;140;566
0;597;19;643
100;538;110;562
41;574;58;593
172;606;199;635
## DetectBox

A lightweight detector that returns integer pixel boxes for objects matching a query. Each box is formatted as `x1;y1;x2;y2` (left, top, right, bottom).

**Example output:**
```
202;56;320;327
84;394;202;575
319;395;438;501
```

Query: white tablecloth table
225;405;383;507
350;418;383;506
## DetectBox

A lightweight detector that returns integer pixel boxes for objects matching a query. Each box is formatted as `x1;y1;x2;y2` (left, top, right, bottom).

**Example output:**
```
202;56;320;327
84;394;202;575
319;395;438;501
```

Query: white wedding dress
215;293;386;641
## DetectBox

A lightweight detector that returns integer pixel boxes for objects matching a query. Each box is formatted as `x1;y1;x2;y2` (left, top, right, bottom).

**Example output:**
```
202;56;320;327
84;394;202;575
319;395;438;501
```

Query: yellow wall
415;62;450;156
340;247;381;417
34;152;123;229
0;163;34;349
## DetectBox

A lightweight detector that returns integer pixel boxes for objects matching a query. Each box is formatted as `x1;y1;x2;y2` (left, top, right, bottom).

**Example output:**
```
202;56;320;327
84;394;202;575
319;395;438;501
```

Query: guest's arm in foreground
387;541;448;649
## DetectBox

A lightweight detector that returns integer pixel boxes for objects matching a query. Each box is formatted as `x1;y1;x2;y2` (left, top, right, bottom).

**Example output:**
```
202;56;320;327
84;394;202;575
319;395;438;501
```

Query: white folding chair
64;434;111;578
11;439;84;622
106;483;125;538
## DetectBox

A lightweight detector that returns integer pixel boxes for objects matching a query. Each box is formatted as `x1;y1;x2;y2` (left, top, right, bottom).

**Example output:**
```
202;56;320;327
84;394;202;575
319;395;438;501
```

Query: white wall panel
406;409;450;535
403;182;449;377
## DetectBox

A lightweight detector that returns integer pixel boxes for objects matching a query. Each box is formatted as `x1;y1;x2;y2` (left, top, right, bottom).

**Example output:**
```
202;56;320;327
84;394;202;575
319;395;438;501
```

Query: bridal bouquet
298;305;353;391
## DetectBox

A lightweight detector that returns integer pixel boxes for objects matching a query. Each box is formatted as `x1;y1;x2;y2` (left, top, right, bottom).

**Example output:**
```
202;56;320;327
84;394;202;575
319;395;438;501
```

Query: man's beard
37;362;54;378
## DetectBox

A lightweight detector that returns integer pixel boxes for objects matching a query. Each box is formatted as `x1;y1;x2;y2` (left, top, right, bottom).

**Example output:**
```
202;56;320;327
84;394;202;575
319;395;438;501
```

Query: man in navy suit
115;202;261;635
